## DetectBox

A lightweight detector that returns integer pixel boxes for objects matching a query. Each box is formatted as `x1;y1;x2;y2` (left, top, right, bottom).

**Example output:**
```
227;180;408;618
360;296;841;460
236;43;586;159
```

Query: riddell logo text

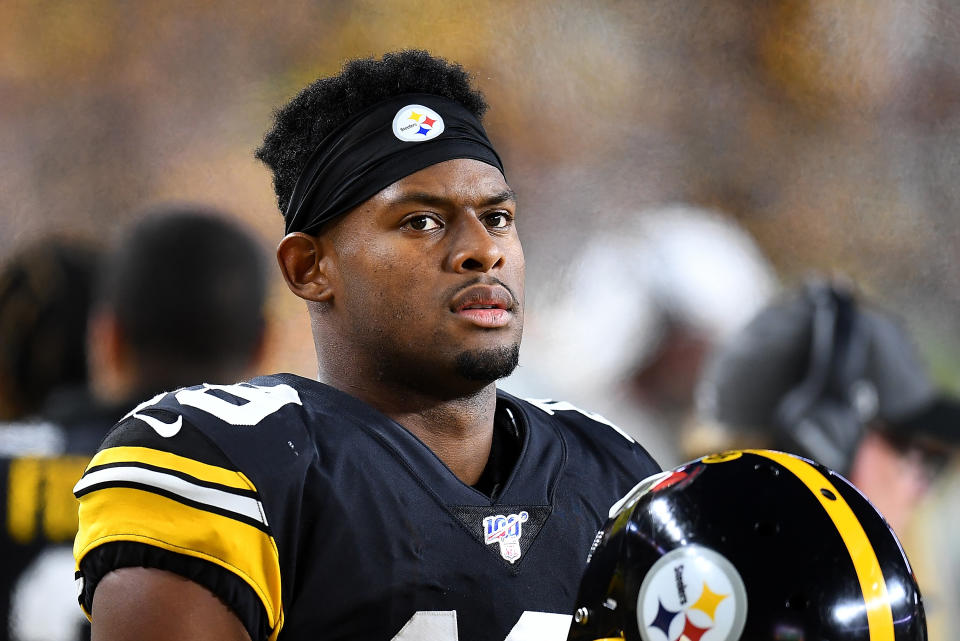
674;565;688;604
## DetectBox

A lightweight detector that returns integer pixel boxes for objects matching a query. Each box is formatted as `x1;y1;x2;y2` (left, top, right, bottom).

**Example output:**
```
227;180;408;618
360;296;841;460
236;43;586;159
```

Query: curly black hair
255;49;488;216
0;240;101;419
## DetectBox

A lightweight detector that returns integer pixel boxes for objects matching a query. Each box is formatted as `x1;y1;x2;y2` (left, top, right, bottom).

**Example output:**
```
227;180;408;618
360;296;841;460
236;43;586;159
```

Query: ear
276;233;335;303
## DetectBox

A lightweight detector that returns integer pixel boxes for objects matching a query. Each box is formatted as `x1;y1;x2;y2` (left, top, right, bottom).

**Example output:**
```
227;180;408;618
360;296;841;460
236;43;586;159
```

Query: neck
321;364;499;486
312;317;507;484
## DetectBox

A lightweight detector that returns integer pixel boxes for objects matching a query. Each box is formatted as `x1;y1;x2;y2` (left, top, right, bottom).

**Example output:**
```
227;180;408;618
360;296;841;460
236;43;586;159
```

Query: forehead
374;158;512;205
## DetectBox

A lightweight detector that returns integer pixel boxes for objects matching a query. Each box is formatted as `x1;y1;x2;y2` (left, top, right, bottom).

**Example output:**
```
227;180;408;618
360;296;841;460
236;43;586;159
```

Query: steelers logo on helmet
392;104;445;142
636;545;747;641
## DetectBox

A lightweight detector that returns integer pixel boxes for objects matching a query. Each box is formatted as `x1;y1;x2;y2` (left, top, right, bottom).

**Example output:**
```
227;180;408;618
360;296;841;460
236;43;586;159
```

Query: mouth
450;284;515;328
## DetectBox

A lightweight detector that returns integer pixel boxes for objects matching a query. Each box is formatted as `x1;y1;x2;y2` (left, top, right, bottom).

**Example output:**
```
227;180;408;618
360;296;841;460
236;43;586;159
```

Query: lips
450;284;515;328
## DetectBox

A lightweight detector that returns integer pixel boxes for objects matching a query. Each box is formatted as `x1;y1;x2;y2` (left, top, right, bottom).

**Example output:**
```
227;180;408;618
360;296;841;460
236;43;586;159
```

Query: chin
454;344;520;382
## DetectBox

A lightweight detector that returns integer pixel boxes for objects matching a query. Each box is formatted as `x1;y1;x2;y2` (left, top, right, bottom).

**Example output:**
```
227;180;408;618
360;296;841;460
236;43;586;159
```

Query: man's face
322;158;525;393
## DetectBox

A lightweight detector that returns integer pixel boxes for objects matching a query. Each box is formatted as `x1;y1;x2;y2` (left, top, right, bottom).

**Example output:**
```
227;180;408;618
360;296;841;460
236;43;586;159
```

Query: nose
444;216;505;273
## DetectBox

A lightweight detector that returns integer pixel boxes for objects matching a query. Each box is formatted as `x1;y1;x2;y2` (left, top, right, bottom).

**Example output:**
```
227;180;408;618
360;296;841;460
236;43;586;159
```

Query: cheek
338;235;405;289
338;247;432;322
507;241;526;304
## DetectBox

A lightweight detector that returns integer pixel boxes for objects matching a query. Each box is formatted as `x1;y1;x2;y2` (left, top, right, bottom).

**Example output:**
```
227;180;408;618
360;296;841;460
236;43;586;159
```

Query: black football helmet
567;449;925;641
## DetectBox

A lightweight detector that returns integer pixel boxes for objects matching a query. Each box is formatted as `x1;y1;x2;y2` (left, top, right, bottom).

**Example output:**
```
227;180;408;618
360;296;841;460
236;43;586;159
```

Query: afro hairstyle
255;49;488;216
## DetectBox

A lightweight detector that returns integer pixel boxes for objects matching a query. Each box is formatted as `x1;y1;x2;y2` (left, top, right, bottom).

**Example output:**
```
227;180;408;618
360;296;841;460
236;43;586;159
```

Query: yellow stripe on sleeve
86;446;254;490
747;450;893;641
75;447;284;640
75;485;283;638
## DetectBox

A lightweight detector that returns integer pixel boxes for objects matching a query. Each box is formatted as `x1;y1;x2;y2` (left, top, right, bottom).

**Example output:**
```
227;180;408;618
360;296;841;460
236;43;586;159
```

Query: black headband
283;94;505;235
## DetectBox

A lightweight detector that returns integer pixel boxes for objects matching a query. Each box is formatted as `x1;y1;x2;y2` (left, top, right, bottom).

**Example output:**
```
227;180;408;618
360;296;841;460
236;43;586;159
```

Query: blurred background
3;0;960;637
4;0;960;394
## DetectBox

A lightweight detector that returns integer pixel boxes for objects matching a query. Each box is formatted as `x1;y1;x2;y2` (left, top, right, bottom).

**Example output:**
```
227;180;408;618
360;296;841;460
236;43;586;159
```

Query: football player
73;50;661;641
0;239;101;641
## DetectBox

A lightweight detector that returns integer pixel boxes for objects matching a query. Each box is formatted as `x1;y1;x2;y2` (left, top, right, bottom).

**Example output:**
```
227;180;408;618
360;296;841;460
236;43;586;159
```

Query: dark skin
92;568;252;641
280;157;524;484
91;158;525;640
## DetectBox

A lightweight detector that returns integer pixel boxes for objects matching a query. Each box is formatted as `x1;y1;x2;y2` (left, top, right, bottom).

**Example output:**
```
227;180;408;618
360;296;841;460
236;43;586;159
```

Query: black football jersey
0;427;90;641
73;374;659;641
0;389;123;641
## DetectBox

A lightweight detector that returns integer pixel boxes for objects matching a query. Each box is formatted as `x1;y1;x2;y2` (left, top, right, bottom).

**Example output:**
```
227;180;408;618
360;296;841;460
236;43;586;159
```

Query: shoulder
500;389;634;444
97;374;344;457
499;389;661;474
73;374;326;640
76;374;336;544
122;374;310;429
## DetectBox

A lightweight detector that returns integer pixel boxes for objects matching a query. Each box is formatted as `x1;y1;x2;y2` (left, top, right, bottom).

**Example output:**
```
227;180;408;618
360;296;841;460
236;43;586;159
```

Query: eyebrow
387;188;518;209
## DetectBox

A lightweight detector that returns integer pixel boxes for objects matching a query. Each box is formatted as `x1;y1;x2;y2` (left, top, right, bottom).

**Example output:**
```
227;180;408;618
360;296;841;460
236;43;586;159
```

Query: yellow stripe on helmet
746;449;893;641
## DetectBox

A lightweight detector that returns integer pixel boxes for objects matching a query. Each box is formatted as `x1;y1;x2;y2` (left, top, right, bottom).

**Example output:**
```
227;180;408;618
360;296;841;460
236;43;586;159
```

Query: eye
484;211;513;229
404;214;442;231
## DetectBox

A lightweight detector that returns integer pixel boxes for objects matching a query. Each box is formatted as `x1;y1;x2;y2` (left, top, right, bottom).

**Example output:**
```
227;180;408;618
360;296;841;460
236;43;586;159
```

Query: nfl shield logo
483;511;529;563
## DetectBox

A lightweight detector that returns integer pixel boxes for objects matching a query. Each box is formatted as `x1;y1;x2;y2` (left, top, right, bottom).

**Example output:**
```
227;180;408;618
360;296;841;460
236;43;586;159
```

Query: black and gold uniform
0;426;91;641
74;373;659;641
0;389;120;641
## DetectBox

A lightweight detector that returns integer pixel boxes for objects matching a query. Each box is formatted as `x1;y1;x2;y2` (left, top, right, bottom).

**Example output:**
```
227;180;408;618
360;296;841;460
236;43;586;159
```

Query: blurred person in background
84;205;269;415
0;239;103;641
898;299;960;641
71;50;660;641
691;279;959;532
0;206;269;641
690;279;960;636
0;241;100;424
906;456;960;641
503;204;778;468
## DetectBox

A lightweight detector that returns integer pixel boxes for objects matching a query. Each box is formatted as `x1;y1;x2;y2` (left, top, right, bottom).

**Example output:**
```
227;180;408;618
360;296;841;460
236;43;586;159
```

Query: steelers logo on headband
392;104;445;142
283;93;503;235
